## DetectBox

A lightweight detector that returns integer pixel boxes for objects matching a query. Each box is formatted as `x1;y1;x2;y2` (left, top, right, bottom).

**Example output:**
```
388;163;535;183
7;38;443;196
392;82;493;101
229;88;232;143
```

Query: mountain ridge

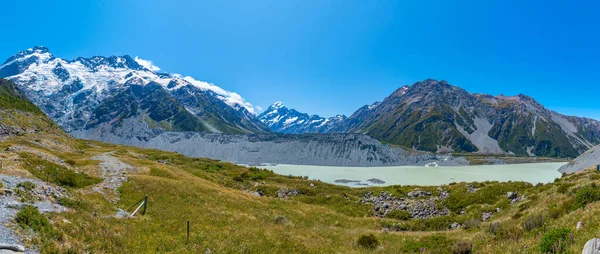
0;46;268;135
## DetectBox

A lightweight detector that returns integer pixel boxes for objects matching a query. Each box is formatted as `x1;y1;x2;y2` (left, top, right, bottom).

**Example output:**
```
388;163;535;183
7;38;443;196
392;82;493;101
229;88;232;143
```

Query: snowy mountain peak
271;101;285;109
0;46;268;134
258;103;345;134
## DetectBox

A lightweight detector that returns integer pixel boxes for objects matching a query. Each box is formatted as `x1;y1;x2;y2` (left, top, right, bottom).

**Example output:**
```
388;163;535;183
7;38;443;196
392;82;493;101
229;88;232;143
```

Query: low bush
381;222;409;232
17;181;36;191
462;219;481;230
404;235;452;253
539;228;572;253
486;222;504;235
557;183;574;194
451;240;473;254
523;213;546;231
16;206;51;233
411;216;454;231
357;234;379;249
575;185;600;208
386;209;411;220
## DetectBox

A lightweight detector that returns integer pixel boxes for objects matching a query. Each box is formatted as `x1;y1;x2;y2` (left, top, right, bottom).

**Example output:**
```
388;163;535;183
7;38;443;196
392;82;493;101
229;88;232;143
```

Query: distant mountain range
2;47;599;159
257;101;345;134
261;80;600;158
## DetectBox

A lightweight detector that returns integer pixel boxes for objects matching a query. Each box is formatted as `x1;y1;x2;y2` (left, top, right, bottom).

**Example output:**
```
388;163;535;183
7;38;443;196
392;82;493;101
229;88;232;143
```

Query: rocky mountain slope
333;79;600;158
559;144;600;173
0;46;268;135
71;116;465;167
257;101;346;134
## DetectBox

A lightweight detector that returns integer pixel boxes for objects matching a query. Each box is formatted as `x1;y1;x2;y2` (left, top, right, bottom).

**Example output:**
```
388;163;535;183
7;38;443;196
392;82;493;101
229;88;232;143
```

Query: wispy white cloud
134;56;161;72
182;76;258;114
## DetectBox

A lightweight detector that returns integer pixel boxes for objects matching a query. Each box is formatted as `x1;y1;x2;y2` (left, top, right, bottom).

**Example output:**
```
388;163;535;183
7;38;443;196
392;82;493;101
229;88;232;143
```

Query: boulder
407;189;432;198
0;244;25;252
482;212;493;221
507;191;518;200
582;238;600;254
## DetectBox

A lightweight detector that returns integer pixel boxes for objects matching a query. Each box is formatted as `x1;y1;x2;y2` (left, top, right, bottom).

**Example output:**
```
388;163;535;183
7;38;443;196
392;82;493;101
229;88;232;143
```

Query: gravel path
91;152;134;203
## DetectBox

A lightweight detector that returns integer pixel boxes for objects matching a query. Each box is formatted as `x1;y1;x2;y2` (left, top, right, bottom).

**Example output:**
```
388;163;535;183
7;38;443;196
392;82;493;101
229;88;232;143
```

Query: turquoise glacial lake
261;163;566;187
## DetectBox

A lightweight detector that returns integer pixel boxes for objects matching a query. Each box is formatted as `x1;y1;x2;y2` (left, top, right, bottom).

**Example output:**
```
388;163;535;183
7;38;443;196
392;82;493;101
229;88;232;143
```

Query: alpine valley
2;47;599;167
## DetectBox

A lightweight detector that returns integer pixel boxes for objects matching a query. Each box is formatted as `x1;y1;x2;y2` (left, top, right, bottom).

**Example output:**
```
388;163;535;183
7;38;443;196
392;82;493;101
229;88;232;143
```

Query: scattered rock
495;208;501;213
407;189;432;198
466;184;479;193
250;190;265;197
363;191;448;219
277;188;298;199
411;200;449;219
510;195;526;204
507;192;518;200
450;222;460;229
578;221;584;230
309;183;315;187
582;238;600;254
482;212;493;221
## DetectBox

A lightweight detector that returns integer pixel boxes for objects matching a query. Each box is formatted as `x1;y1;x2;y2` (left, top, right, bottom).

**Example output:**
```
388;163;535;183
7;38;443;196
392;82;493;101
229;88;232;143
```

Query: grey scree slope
71;119;467;167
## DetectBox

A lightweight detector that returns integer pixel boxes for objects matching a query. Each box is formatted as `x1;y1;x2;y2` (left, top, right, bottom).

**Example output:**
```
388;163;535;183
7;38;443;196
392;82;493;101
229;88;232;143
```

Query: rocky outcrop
362;190;449;220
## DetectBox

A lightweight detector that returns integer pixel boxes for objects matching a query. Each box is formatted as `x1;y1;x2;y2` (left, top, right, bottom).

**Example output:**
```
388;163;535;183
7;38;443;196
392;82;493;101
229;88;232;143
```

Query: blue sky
1;0;599;119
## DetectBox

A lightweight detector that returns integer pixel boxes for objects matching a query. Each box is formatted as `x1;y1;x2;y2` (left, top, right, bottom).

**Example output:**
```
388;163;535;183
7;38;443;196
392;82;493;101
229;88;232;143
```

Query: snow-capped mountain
257;101;346;134
0;46;268;135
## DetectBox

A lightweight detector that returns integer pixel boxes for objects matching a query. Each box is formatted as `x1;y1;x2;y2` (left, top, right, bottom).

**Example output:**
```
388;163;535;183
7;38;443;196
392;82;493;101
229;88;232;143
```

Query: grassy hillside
2;130;600;253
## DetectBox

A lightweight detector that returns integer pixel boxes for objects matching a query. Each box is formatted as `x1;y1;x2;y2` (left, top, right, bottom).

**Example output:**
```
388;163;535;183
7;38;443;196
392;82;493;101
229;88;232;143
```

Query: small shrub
486;222;504;235
539;228;571;253
16;206;50;233
274;215;288;224
557;183;574;194
386;209;411;220
512;212;523;219
58;198;86;211
451;240;473;254
404;235;452;253
523;213;546;231
462;219;481;230
411;216;454;231
381;222;409;231
357;234;379;249
575;185;600;208
590;174;600;181
65;159;76;166
17;181;36;191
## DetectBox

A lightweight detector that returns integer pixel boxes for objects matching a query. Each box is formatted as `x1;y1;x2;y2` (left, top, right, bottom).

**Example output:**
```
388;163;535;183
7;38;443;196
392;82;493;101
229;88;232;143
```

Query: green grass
18;153;102;188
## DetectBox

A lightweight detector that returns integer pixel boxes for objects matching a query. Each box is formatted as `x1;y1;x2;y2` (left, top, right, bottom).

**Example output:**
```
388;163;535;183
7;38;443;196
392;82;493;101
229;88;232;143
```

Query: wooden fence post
187;220;190;245
142;195;148;215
